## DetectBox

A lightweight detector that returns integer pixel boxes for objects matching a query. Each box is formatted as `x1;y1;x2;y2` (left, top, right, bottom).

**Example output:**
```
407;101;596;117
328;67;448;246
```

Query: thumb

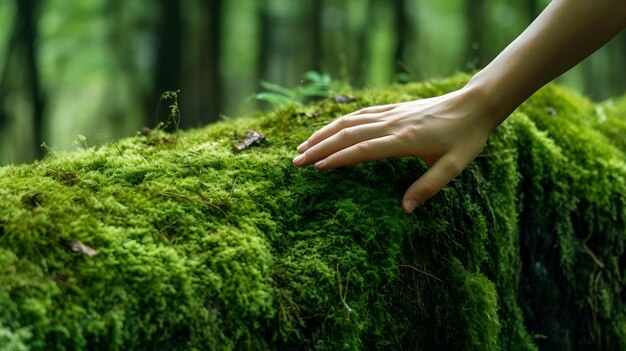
402;152;465;213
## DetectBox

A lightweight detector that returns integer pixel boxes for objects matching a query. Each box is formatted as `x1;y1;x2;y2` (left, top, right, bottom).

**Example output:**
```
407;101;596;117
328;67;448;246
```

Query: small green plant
76;134;88;150
256;71;335;108
40;142;54;157
143;89;183;146
158;89;181;132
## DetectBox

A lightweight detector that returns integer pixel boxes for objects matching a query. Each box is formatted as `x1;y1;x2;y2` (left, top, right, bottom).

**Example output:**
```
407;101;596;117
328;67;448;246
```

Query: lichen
1;75;625;350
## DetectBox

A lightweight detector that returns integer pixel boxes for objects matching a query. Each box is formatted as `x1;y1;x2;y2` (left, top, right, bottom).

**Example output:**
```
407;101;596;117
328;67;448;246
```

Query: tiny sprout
77;135;88;149
40;142;53;156
159;89;181;132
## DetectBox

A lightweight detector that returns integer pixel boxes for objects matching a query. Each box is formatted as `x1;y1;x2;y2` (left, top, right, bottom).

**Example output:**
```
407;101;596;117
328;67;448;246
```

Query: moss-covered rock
1;75;626;350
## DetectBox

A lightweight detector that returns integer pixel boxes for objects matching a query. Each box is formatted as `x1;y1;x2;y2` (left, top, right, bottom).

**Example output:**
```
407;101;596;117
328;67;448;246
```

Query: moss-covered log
2;75;626;350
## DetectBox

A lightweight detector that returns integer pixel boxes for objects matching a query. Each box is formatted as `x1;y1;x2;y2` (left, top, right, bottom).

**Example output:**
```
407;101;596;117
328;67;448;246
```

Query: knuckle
384;117;400;127
338;128;353;139
356;141;371;153
381;108;397;117
336;116;351;127
396;126;418;139
382;109;406;126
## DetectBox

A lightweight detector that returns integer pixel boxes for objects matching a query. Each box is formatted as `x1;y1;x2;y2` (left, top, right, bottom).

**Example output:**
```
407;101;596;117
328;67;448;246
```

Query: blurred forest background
1;0;625;166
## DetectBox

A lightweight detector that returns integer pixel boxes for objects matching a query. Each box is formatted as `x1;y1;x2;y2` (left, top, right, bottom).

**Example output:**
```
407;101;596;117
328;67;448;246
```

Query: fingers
297;104;399;153
294;122;390;166
345;103;399;117
298;114;381;153
402;152;467;213
313;135;408;169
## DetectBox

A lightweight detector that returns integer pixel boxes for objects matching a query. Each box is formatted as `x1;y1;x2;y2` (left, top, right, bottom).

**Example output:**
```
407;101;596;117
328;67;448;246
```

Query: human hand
292;87;495;213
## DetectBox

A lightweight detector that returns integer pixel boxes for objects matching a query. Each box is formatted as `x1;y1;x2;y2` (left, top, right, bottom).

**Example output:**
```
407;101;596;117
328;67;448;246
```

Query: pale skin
293;0;626;213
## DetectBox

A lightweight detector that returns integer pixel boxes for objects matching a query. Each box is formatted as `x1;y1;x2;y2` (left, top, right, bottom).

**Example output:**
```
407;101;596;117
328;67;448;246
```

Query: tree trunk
152;0;182;129
351;0;371;87
204;0;223;123
14;0;45;158
466;0;486;69
0;27;14;134
393;0;408;79
309;0;323;73
257;0;270;82
20;0;45;158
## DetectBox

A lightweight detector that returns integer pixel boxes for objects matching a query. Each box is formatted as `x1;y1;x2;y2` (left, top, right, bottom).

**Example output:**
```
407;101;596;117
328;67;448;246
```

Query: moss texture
1;75;626;350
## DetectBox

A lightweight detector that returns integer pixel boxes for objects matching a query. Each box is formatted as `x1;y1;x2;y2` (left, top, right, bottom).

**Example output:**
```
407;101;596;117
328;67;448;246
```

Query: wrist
462;72;517;132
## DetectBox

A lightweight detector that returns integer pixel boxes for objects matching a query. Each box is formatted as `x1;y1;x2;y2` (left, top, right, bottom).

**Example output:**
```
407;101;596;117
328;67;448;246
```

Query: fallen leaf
295;111;321;118
334;95;356;104
21;192;43;209
68;240;98;257
234;131;266;151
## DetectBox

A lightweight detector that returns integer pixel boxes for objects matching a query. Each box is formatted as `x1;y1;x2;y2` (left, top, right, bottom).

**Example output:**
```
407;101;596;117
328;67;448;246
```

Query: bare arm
294;0;626;213
470;0;626;131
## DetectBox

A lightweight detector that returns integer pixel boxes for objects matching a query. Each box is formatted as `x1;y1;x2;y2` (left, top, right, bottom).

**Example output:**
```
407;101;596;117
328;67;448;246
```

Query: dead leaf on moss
234;130;266;151
21;192;43;209
68;240;98;257
334;95;356;104
294;111;321;118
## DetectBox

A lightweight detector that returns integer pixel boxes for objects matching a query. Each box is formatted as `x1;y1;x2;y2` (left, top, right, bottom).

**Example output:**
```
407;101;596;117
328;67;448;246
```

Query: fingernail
297;141;308;153
293;154;305;166
403;199;417;213
314;160;326;168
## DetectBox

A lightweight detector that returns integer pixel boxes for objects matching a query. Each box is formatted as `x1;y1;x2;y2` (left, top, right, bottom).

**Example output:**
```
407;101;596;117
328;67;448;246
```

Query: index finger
298;104;399;153
298;114;379;153
345;103;400;117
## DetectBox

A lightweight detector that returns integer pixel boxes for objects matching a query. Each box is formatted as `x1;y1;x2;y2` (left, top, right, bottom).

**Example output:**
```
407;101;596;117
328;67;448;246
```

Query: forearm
294;0;625;211
466;0;626;131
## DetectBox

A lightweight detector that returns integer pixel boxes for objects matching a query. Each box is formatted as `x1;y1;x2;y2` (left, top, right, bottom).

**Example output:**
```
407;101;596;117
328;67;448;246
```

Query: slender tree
0;0;46;159
204;0;223;123
309;0;323;73
22;0;45;158
0;21;13;134
393;0;410;81
178;0;223;127
257;0;270;83
152;0;182;129
102;1;147;138
465;0;486;69
352;0;371;87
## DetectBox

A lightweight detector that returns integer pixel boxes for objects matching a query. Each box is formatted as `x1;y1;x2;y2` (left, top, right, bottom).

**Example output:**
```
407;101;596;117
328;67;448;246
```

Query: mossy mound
1;75;626;350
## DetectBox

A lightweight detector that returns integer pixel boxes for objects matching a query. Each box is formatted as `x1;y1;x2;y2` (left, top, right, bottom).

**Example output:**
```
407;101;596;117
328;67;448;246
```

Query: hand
292;87;494;213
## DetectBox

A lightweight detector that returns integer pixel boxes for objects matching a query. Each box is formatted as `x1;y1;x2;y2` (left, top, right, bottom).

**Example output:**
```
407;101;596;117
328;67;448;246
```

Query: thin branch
398;264;443;283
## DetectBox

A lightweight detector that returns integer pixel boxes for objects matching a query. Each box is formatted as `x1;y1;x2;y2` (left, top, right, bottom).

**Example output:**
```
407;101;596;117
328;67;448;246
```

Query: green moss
1;75;626;350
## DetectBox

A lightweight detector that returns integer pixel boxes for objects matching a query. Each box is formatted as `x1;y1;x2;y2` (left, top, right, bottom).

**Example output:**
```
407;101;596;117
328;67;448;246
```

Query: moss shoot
1;75;626;350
